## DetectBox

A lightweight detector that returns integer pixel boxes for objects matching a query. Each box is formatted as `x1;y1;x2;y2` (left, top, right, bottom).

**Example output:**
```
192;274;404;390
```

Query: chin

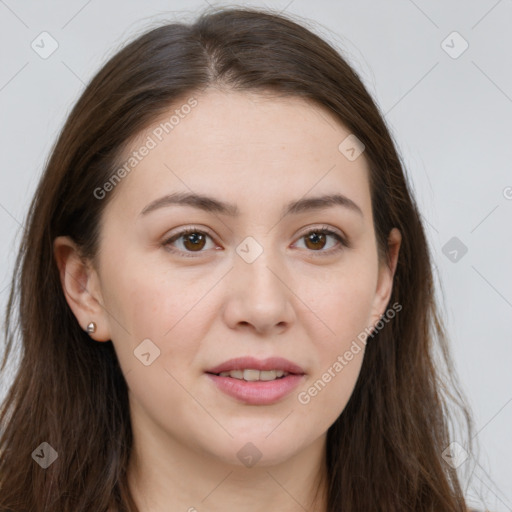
195;431;304;469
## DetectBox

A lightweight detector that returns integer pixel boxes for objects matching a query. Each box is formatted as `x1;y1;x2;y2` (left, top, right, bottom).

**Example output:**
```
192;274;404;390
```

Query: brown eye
295;227;347;256
163;227;216;257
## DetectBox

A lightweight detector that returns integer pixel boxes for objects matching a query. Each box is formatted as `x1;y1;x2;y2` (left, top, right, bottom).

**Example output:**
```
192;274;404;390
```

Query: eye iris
183;232;206;251
305;232;326;250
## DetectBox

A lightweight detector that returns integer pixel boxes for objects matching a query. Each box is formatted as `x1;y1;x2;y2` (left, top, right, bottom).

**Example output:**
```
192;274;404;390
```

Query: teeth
244;369;260;381
217;369;290;381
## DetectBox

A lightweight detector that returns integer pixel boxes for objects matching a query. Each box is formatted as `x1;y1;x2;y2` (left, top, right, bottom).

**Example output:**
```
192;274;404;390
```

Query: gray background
0;1;511;509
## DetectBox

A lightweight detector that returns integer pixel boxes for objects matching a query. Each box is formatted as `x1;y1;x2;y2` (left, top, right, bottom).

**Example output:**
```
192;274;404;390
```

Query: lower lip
206;373;305;405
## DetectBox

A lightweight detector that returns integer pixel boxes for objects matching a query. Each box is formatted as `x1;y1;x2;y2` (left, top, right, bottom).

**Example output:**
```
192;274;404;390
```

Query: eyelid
165;224;215;240
295;224;345;241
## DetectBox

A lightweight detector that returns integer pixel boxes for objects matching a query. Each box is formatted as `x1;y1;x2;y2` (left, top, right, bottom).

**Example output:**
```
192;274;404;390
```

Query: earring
86;322;97;334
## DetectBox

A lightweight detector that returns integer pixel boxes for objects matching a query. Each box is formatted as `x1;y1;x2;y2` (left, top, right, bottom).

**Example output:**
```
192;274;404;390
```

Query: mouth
205;357;306;405
207;369;294;381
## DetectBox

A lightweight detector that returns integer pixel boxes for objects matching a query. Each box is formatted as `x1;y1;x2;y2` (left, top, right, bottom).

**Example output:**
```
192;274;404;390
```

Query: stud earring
86;322;97;334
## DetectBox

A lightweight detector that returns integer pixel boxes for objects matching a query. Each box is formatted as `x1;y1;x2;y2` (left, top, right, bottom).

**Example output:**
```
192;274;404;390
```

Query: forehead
108;89;372;222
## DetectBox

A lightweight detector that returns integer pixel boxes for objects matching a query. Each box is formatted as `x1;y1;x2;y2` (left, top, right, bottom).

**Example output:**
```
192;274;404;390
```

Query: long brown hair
0;6;474;511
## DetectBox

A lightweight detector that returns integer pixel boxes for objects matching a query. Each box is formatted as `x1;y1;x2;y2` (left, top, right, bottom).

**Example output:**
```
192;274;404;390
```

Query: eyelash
162;225;349;259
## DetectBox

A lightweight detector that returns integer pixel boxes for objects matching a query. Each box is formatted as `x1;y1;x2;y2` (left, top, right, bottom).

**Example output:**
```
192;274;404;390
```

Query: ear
53;236;111;342
369;228;402;330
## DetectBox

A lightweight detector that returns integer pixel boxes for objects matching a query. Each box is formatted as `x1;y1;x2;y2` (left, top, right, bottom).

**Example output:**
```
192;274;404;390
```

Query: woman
0;6;476;511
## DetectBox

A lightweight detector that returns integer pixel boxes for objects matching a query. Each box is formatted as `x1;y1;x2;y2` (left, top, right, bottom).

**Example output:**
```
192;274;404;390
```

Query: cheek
101;247;187;333
101;254;217;374
297;349;364;437
302;257;378;354
101;261;210;425
296;289;369;433
294;259;376;420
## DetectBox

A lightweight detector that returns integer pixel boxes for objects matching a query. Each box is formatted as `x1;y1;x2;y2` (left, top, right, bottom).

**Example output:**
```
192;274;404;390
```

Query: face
59;89;400;469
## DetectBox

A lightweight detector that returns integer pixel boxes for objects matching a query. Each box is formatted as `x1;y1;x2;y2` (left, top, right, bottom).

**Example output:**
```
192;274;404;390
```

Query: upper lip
206;357;306;375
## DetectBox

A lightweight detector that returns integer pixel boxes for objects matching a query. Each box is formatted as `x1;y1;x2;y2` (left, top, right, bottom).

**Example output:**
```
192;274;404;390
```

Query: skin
54;89;401;512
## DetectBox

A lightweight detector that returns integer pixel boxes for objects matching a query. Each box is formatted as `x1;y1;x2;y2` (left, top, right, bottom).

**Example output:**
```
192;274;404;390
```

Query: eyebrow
139;191;363;218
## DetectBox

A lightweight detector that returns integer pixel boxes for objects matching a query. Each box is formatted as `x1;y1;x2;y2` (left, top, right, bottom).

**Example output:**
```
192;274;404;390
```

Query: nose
221;245;296;336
